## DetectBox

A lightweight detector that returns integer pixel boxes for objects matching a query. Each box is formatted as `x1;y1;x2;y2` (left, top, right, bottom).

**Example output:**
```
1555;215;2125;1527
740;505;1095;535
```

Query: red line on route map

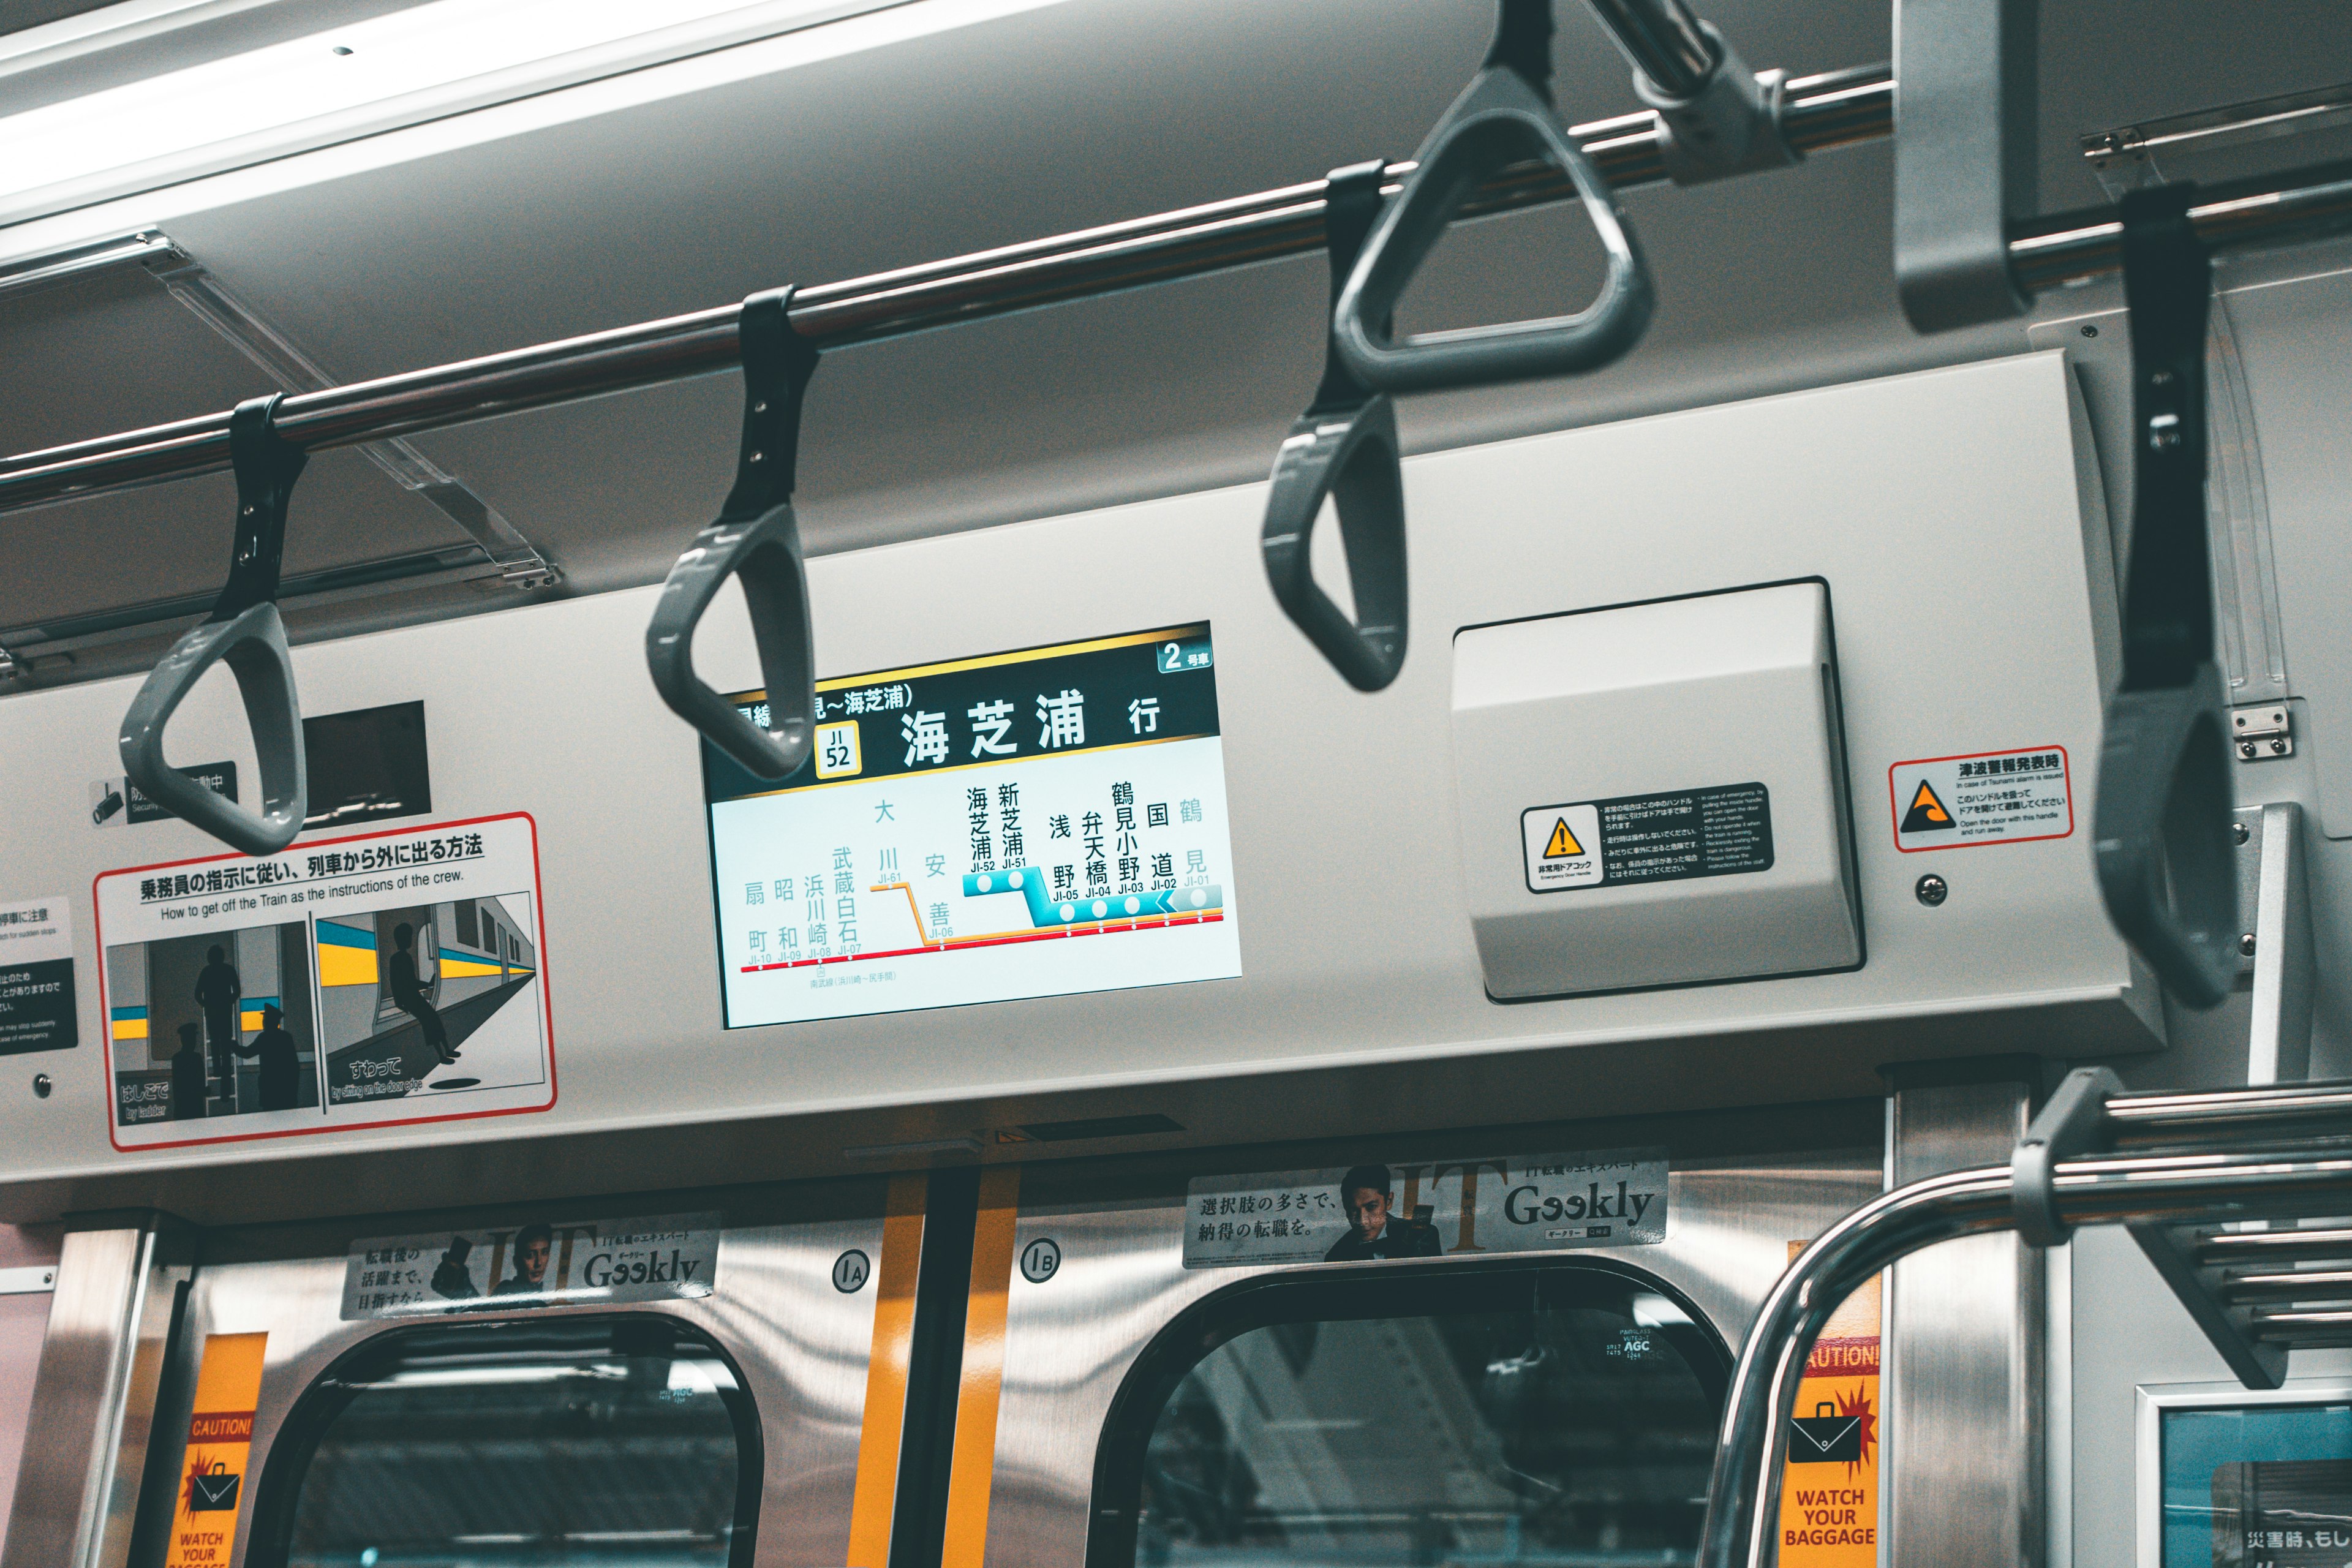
739;911;1224;974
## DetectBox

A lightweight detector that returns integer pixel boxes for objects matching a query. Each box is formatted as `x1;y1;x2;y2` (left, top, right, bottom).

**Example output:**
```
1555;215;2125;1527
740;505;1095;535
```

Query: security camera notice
703;622;1242;1027
92;812;554;1150
340;1210;721;1320
1183;1148;1668;1269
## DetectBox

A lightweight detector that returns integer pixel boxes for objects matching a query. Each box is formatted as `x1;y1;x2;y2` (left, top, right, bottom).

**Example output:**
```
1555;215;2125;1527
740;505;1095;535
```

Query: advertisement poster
705;623;1241;1027
341;1210;722;1319
1779;1243;1881;1568
1184;1148;1668;1268
0;895;75;1055
95;813;552;1149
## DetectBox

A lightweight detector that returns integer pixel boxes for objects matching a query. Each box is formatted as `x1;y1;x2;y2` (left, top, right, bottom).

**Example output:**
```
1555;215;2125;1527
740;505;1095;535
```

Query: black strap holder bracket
1330;0;1653;393
1262;159;1410;693
2092;186;2239;1009
117;394;312;857
646;285;823;782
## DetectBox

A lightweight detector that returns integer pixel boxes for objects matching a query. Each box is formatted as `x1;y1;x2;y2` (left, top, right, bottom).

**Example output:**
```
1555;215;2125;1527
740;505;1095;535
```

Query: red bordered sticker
1887;746;2073;853
93;812;555;1152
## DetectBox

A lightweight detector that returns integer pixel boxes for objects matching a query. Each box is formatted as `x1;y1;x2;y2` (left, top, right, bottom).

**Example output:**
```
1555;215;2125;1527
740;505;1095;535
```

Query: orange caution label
1778;1246;1879;1568
167;1333;268;1568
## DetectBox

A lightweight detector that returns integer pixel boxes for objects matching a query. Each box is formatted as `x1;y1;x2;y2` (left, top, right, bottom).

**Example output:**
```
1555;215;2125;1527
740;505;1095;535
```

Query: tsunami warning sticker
1888;745;2073;852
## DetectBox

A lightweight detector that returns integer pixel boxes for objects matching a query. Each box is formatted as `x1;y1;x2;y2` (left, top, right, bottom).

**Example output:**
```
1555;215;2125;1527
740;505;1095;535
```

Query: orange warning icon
1900;780;1955;834
1543;818;1585;858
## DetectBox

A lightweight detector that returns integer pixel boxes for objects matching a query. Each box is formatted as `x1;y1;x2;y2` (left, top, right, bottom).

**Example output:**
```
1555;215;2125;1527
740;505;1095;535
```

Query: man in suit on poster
1323;1164;1442;1262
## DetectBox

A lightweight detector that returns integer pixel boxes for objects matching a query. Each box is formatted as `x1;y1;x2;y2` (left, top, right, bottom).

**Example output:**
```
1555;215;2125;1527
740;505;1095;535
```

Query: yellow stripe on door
941;1166;1023;1568
846;1174;927;1568
167;1332;268;1568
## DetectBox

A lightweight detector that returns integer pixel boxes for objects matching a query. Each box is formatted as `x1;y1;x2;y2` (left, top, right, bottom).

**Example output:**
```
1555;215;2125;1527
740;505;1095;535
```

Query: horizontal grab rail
1698;1132;2352;1568
0;63;1893;516
4;70;2349;524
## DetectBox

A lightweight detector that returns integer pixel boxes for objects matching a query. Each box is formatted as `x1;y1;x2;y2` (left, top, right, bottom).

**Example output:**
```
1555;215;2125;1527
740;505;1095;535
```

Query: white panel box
1452;582;1861;998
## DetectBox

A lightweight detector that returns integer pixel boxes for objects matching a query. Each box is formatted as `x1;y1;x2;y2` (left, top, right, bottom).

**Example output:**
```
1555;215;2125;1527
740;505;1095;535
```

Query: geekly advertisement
1185;1148;1669;1268
95;812;553;1149
341;1210;722;1319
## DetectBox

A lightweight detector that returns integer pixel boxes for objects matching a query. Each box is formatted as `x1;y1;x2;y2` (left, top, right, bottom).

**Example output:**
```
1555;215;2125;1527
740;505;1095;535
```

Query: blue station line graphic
962;867;1225;928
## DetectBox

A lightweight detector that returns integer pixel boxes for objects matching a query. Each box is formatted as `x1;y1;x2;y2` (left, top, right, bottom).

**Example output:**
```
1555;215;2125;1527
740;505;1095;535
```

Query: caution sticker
1888;745;2072;852
1523;783;1774;894
167;1332;268;1568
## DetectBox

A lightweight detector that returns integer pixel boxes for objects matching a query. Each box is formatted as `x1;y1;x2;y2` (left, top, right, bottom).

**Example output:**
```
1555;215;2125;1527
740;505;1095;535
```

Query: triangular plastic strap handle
1332;2;1653;393
118;394;311;858
646;285;821;781
2092;186;2236;1009
1263;159;1409;692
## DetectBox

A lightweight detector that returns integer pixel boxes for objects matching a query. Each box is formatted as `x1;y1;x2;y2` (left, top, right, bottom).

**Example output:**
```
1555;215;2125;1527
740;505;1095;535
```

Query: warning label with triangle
1899;780;1955;834
1522;802;1604;891
1890;747;2076;851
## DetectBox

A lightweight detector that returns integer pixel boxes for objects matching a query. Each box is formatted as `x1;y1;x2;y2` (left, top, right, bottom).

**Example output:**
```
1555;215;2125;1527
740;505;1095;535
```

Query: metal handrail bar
1697;1143;2352;1568
2;64;1898;517
4;70;2350;523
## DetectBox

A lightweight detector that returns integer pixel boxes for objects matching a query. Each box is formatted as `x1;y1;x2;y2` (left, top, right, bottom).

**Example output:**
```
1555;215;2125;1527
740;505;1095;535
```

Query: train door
906;1103;1884;1568
11;1178;943;1568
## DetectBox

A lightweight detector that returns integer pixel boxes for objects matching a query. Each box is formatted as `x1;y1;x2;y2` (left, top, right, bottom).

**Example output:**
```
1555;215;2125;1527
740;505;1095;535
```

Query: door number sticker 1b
1888;745;2072;852
1521;783;1774;894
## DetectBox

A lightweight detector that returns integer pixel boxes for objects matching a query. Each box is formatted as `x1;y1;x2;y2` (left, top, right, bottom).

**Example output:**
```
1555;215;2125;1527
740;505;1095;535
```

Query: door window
1098;1265;1723;1568
254;1316;758;1567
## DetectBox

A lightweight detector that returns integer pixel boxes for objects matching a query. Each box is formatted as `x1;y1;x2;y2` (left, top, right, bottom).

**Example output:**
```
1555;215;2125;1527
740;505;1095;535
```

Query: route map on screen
703;623;1242;1027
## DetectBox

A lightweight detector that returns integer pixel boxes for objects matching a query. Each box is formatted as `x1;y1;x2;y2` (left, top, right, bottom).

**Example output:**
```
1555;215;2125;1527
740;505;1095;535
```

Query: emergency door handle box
1450;581;1861;999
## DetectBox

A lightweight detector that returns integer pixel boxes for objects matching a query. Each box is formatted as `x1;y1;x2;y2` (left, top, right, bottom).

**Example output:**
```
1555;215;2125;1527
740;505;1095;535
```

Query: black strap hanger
117;393;312;856
1329;0;1653;394
2091;184;2237;1009
647;285;824;781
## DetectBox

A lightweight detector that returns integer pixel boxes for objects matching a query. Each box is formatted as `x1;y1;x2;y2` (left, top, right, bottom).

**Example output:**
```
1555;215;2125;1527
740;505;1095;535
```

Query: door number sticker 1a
1888;745;2073;852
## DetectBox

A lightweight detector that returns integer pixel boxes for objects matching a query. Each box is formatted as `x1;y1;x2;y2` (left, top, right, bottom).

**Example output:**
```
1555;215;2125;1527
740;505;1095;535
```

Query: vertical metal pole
1885;1065;2046;1568
0;1213;193;1568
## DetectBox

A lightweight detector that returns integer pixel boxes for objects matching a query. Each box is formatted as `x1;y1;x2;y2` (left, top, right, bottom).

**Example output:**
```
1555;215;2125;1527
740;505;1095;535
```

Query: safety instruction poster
94;812;553;1150
0;895;75;1055
340;1209;720;1319
1778;1244;1880;1568
1184;1148;1668;1268
165;1332;266;1568
705;623;1241;1027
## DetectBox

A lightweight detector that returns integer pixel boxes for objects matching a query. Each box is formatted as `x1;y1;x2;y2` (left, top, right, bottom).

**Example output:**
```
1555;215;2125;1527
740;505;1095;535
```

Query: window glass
1130;1270;1720;1567
266;1316;756;1568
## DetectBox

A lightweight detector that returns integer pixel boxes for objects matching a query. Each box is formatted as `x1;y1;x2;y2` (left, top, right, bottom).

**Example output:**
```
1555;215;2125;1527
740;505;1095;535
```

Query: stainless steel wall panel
979;1131;1881;1568
0;1212;191;1568
1887;1075;2044;1568
140;1181;886;1568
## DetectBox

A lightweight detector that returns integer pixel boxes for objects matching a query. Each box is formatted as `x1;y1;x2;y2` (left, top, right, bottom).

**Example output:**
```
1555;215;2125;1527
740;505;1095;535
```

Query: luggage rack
1700;1071;2352;1568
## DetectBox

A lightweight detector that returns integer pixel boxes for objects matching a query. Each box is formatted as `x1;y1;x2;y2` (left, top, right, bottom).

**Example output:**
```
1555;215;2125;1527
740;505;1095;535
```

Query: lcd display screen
704;624;1242;1027
2162;1400;2352;1568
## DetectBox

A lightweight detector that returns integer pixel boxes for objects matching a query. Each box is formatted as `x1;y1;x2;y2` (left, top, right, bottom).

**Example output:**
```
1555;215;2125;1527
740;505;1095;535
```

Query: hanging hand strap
118;394;311;857
1331;0;1653;393
1262;159;1411;692
646;285;823;780
2092;186;2238;1009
